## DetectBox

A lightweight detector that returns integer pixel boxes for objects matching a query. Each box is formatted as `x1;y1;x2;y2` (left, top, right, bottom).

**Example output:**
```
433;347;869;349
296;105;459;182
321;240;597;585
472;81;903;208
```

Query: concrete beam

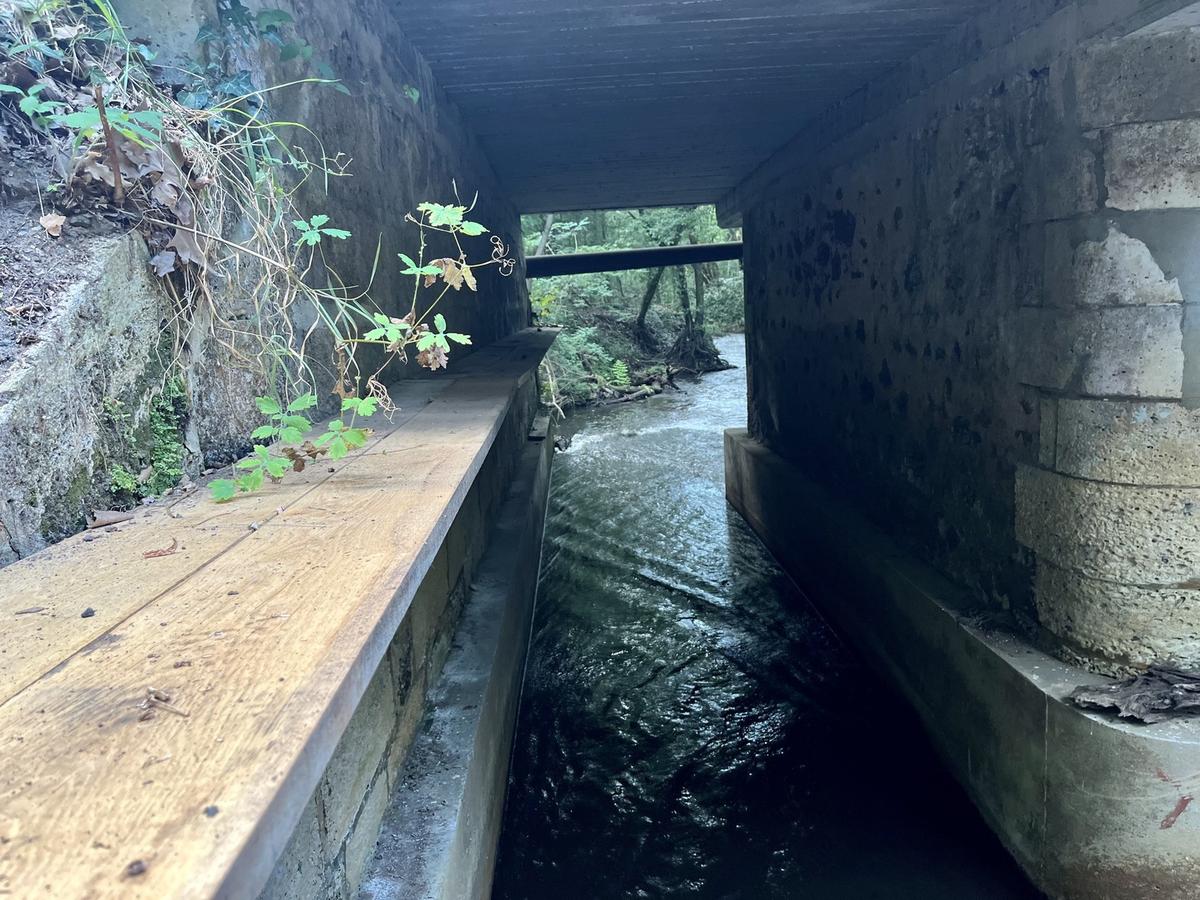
526;242;742;278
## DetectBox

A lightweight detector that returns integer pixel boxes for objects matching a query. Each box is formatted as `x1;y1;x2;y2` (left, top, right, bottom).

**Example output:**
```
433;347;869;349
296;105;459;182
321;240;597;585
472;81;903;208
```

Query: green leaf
357;397;379;417
210;479;238;501
236;457;261;470
320;227;351;240
287;393;318;412
326;418;345;432
327;436;349;460
279;426;304;444
398;252;420;275
128;109;164;130
445;332;472;345
434;313;447;333
241;469;265;492
266;458;290;478
416;333;437;351
459;221;487;236
372;312;390;325
343;428;368;449
282;414;312;431
402;85;420;104
313;431;334;447
255;396;282;415
254;444;273;461
309;214;330;229
57;108;102;131
417;203;466;228
251;425;277;440
292;219;311;232
363;327;387;341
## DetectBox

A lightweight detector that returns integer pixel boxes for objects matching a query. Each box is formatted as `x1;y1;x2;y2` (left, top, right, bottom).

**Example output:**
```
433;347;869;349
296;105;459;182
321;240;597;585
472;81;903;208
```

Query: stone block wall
738;6;1200;673
258;377;538;900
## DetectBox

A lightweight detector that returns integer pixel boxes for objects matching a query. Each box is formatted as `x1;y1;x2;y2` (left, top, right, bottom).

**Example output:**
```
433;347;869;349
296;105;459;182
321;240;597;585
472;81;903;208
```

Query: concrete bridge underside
389;2;1200;898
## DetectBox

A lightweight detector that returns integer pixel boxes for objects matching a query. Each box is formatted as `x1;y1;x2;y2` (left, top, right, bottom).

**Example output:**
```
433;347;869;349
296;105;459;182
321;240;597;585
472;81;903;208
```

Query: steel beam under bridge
525;242;742;278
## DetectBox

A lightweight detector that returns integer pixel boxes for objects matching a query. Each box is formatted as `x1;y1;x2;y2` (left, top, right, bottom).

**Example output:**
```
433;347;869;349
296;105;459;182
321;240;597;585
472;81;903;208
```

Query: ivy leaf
210;479;238;502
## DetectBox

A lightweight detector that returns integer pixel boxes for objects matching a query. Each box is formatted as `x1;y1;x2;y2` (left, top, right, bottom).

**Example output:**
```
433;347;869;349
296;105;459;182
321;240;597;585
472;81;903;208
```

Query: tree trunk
691;261;706;333
636;267;666;332
534;213;554;257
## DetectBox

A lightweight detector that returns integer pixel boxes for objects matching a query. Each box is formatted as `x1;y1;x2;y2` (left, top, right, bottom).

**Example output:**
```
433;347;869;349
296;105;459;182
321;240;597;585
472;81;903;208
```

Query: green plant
0;83;64;128
0;1;517;504
209;392;377;501
610;359;631;387
108;464;139;496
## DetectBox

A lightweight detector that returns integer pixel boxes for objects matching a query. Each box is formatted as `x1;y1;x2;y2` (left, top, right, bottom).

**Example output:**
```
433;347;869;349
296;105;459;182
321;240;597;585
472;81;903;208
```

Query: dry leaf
143;538;179;559
417;345;449;371
39;213;65;237
461;263;477;292
167;227;206;268
150;250;178;277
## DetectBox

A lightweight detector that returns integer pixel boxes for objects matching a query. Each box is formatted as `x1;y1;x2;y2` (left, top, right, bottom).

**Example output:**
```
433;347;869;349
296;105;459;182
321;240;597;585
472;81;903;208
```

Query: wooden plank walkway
0;328;555;899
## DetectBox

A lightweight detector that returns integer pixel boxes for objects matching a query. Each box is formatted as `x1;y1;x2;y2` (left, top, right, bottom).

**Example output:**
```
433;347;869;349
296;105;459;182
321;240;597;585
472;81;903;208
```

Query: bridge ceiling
393;0;991;213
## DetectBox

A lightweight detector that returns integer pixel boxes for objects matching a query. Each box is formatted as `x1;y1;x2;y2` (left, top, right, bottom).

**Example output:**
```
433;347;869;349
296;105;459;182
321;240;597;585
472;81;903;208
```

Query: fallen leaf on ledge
39;212;66;237
143;538;179;559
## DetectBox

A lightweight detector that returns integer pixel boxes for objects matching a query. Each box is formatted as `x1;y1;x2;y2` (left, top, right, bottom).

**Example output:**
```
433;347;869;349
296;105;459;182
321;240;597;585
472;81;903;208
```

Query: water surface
493;335;1040;899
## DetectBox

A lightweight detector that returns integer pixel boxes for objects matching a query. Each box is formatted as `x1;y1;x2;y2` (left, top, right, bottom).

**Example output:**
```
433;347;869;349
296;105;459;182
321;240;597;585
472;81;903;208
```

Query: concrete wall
737;4;1200;674
258;377;540;900
0;0;529;565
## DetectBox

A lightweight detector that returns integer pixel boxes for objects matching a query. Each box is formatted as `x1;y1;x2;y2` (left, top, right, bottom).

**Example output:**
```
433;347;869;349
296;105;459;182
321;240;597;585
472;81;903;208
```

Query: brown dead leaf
167;227;206;268
461;262;477;292
149;250;177;277
426;258;466;290
143;538;179;559
39;213;65;237
417;345;449;371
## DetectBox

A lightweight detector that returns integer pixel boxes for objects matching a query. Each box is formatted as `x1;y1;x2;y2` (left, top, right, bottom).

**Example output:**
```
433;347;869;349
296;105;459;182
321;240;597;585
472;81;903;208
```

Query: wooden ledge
0;328;556;899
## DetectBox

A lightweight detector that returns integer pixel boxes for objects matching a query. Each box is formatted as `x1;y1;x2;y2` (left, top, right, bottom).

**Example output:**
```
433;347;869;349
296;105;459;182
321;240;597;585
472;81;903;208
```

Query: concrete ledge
359;425;554;900
724;428;1200;900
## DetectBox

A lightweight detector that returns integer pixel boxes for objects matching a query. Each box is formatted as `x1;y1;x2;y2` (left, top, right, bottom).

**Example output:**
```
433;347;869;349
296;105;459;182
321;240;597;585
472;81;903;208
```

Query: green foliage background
526;205;743;408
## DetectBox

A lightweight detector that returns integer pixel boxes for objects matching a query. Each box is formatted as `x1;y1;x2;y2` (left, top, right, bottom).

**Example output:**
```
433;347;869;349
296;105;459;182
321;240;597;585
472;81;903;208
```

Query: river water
492;335;1040;899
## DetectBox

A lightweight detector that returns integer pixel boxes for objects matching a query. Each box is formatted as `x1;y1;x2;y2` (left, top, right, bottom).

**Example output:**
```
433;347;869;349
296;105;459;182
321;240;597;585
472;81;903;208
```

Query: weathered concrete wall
737;6;1200;674
0;0;529;565
726;428;1200;900
258;376;541;900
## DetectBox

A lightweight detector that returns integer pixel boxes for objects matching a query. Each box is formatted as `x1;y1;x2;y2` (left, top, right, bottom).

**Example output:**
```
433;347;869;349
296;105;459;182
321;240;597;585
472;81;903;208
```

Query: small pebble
125;860;147;877
204;805;219;818
81;608;95;618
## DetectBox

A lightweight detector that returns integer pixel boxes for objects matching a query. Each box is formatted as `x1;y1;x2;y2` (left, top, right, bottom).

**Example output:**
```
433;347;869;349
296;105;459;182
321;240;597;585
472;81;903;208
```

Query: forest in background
524;205;743;409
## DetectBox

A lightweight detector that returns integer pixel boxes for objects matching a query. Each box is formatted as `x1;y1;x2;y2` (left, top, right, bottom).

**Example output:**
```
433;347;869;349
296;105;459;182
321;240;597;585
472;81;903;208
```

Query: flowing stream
492;335;1040;899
